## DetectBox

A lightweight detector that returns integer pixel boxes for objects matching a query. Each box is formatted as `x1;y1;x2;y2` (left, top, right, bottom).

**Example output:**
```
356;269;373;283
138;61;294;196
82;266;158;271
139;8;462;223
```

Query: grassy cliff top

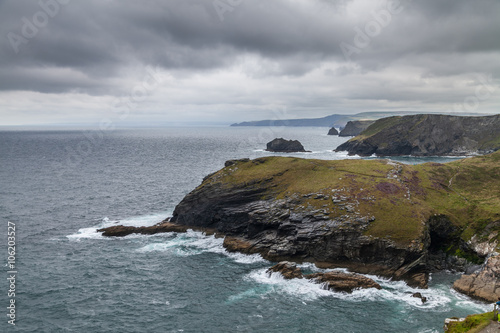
200;151;500;246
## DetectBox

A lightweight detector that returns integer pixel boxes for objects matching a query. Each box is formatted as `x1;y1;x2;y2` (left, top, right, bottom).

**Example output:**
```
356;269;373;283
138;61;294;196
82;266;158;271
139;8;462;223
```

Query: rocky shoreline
100;152;500;301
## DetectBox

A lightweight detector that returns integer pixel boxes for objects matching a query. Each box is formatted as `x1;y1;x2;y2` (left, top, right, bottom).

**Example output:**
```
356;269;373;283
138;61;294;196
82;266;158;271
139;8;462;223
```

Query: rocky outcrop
327;127;339;135
453;254;500;302
267;261;304;279
266;138;307;152
336;114;500;156
339;120;375;137
167;152;500;289
266;261;381;292
170;158;427;287
306;271;382;292
98;221;215;237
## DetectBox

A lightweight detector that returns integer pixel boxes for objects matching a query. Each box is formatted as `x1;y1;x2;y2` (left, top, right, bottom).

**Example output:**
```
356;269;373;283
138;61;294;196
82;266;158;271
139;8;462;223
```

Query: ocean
0;126;490;333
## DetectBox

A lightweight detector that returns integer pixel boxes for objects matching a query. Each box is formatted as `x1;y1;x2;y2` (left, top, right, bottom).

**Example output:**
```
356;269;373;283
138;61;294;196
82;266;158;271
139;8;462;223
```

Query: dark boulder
266;138;307;152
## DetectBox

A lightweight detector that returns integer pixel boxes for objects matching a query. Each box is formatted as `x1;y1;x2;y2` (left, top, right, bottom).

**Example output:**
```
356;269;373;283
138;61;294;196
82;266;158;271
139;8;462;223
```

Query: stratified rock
305;271;381;292
339;120;375;137
336;114;500;156
267;261;304;279
453;254;500;302
327;127;339;135
266;138;307;152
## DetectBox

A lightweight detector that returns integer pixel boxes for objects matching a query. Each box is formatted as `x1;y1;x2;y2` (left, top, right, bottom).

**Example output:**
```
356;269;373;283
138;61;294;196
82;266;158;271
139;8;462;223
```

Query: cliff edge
336;114;500;156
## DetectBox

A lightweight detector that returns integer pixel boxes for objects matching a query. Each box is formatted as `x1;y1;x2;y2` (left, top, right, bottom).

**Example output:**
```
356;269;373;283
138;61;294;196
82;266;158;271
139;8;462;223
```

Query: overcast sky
1;0;499;126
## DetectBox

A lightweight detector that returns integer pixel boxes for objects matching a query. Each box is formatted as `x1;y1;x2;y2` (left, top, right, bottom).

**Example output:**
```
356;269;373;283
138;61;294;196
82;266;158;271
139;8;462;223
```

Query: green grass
446;312;496;333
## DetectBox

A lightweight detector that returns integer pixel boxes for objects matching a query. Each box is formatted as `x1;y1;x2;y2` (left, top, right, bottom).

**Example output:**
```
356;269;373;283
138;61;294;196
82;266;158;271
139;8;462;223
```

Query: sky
0;0;499;126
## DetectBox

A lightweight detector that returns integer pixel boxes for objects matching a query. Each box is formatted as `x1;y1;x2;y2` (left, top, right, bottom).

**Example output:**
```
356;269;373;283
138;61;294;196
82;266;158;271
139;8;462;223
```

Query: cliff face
339;120;375;137
336;114;500;156
170;152;500;288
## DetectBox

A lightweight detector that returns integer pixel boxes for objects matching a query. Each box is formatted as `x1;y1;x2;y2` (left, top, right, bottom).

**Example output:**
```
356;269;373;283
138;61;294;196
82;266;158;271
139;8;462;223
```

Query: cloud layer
1;0;499;125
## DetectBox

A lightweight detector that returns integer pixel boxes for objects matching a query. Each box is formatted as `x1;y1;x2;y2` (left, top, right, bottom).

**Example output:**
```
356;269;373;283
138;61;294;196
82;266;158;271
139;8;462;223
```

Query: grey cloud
0;0;499;125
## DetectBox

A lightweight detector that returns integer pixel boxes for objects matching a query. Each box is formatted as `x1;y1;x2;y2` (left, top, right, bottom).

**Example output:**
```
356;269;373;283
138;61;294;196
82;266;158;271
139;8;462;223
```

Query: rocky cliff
336;114;500;156
166;152;500;289
339;120;375;137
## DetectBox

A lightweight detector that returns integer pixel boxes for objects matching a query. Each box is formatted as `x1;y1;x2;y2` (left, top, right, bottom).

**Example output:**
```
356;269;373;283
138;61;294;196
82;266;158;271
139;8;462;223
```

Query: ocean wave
136;230;268;264
243;268;490;313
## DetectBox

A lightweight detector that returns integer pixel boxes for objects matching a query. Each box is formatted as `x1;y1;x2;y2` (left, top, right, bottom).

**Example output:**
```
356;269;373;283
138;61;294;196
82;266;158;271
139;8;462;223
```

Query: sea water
0;127;489;333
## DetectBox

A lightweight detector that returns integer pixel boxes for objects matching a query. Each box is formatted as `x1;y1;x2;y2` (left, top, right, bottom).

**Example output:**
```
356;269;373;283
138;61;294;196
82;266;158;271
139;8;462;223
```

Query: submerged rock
266;138;307;152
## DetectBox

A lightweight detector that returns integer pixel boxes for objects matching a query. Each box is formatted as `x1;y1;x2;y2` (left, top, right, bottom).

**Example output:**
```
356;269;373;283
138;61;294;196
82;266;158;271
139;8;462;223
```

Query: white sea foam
243;267;488;313
66;211;172;240
136;229;268;264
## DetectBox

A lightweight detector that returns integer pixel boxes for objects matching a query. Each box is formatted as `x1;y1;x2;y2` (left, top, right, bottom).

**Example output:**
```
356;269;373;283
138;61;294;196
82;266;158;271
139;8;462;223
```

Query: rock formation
266;261;382;292
267;261;304;279
266;138;307;152
336;114;500;156
453;254;500;302
98;221;193;237
327;127;339;135
306;271;382;292
339;120;375;137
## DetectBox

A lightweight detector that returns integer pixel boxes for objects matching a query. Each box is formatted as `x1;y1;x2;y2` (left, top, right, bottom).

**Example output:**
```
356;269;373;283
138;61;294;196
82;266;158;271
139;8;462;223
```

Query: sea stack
266;138;307;152
327;127;339;135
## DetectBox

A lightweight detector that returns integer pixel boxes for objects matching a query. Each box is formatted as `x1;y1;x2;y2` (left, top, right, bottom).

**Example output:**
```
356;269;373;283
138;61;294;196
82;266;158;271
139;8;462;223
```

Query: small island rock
327;127;339;135
266;138;307;152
